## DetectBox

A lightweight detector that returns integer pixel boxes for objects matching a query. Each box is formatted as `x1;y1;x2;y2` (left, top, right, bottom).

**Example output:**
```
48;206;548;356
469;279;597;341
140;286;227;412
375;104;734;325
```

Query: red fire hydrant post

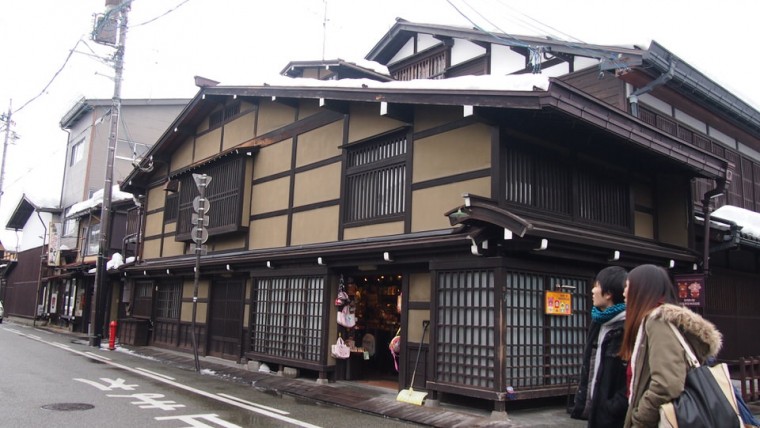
108;320;117;351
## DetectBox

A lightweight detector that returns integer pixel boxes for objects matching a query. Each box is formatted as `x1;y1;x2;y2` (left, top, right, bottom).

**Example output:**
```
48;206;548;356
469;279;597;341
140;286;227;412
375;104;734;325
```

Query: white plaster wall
539;62;570;78
674;109;707;133
574;57;599;71
389;38;415;64
708;126;736;148
451;39;485;65
490;44;527;75
738;142;760;162
639;93;672;116
19;212;54;252
417;33;439;51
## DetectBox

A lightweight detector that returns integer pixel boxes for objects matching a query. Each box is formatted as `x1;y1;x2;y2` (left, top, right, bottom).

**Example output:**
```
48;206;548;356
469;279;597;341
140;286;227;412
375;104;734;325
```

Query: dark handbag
658;323;742;428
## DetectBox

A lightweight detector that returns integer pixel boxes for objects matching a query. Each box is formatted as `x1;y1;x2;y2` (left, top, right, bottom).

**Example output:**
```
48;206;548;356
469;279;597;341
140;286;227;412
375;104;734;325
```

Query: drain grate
41;403;94;411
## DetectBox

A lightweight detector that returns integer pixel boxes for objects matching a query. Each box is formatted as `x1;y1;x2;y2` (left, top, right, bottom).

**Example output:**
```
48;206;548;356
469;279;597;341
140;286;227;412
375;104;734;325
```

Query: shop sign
675;274;705;308
545;291;572;316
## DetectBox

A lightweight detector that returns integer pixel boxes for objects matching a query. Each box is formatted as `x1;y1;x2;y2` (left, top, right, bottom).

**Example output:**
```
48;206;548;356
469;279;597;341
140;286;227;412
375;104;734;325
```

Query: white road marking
217;393;290;415
10;327;322;428
136;367;175;380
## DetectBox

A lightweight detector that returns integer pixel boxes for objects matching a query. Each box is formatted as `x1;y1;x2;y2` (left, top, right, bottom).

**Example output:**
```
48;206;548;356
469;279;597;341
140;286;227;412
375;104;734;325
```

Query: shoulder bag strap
667;322;700;368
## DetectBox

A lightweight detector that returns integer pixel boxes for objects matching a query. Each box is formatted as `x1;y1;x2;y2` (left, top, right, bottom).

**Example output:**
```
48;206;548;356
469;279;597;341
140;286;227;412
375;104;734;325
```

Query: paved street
0;322;416;427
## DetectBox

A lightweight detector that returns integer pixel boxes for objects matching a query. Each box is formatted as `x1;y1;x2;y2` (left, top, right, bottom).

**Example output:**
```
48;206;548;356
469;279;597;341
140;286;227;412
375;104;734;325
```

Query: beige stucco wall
257;99;296;135
409;272;431;302
194;128;221;160
251;177;290;215
249;215;288;249
656;174;689;246
172;136;194;169
347;102;405;143
290;205;339;245
293;163;341;207
413;123;491;183
343;221;404;240
297;99;321;120
142;239;161;259
211;235;246;252
296;120;343;168
635;211;654;239
162;237;185;257
146;186;166;211
144;212;163;237
411;177;491;232
164;222;176;233
181;279;208;323
222;111;256;150
253;139;292;179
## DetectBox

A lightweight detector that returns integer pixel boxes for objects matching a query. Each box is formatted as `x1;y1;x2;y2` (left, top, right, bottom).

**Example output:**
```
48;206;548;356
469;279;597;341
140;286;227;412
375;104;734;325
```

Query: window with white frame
62;218;78;237
86;223;100;255
70;138;85;166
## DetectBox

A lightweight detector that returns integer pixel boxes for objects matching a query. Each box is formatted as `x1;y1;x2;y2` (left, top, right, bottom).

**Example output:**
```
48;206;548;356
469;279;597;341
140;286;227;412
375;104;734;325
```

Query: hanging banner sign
545;291;572;316
674;274;705;308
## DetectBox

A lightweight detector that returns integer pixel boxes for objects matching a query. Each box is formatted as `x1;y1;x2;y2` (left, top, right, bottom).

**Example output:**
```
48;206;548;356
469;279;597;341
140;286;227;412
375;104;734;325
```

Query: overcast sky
1;0;759;249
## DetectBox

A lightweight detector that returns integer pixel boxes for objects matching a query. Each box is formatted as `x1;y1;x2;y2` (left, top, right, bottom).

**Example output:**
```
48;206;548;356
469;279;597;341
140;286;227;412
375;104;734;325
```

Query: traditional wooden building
116;20;759;413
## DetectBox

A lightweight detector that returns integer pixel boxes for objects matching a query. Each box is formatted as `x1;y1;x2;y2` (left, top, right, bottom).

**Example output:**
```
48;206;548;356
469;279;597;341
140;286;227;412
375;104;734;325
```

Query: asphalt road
0;321;416;427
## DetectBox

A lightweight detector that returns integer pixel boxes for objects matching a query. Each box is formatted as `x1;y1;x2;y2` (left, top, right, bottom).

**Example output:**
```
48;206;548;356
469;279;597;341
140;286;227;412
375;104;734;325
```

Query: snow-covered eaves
66;185;135;218
711;205;760;242
5;194;61;231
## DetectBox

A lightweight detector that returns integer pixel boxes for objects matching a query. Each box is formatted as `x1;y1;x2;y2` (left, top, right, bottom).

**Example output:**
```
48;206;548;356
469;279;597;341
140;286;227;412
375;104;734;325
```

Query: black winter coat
571;315;628;428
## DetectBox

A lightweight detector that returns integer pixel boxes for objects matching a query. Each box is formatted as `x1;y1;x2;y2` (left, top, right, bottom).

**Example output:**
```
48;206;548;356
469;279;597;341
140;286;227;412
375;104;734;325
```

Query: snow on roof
342;58;390;76
229;73;551;92
66;185;134;218
712;205;760;239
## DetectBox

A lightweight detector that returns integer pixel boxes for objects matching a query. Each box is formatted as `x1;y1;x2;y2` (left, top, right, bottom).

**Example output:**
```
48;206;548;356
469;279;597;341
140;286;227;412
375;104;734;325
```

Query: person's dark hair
595;266;627;304
619;264;677;360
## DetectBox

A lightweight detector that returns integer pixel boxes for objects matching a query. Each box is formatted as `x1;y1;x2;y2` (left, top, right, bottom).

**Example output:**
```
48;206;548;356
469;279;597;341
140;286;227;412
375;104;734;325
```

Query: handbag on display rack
337;305;356;328
658;322;742;428
331;336;350;359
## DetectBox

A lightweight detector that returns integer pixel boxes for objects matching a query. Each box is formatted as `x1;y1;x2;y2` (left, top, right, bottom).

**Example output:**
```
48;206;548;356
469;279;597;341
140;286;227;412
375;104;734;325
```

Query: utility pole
0;100;14;211
90;0;130;347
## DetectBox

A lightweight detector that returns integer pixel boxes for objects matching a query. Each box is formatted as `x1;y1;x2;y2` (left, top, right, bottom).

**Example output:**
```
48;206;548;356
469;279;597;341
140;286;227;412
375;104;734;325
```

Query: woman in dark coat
571;266;628;427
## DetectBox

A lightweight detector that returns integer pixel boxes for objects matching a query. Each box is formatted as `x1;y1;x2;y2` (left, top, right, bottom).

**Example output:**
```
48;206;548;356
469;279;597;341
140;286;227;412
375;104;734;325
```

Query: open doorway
343;273;402;388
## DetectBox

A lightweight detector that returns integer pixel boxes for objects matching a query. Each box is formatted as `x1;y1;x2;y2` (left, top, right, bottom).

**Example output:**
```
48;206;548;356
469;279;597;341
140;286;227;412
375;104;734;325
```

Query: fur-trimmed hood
649;303;722;357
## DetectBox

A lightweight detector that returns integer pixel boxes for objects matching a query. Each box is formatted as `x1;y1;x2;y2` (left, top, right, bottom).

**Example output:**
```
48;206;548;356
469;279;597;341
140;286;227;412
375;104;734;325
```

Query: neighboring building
115;20;759;414
2;195;60;319
0;98;188;331
46;97;188;333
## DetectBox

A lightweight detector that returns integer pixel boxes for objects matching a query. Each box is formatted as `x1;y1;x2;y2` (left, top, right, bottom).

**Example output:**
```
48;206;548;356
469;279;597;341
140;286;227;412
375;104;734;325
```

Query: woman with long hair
620;264;723;428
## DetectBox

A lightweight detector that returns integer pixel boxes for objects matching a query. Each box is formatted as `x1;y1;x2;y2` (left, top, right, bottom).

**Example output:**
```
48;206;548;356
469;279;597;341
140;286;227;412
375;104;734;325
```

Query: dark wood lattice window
208;101;241;130
164;192;178;223
344;131;407;223
154;280;181;320
504;271;588;390
391;45;448;81
435;269;496;389
250;276;325;361
176;156;246;241
505;145;572;215
132;280;154;319
577;170;630;229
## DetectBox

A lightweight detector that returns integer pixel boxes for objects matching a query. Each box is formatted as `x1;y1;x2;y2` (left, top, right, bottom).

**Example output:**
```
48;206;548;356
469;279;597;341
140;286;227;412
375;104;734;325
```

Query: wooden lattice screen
250;276;325;362
435;269;496;389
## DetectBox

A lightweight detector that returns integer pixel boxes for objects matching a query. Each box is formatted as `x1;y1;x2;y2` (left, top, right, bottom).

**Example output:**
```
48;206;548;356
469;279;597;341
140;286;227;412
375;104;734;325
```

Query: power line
14;39;84;115
131;0;192;27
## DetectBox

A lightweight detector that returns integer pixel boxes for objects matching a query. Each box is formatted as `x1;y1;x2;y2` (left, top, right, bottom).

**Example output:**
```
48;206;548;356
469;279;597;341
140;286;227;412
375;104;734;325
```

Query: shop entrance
342;273;402;387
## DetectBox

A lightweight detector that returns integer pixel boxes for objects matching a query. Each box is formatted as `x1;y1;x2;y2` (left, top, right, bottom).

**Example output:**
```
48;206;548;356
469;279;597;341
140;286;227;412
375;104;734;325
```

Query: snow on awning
66;185;134;218
711;205;760;240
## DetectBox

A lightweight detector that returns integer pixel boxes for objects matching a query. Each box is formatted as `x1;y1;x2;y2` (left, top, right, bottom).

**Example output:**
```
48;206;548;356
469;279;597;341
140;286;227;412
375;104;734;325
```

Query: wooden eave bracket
380;102;413;123
319;98;349;114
